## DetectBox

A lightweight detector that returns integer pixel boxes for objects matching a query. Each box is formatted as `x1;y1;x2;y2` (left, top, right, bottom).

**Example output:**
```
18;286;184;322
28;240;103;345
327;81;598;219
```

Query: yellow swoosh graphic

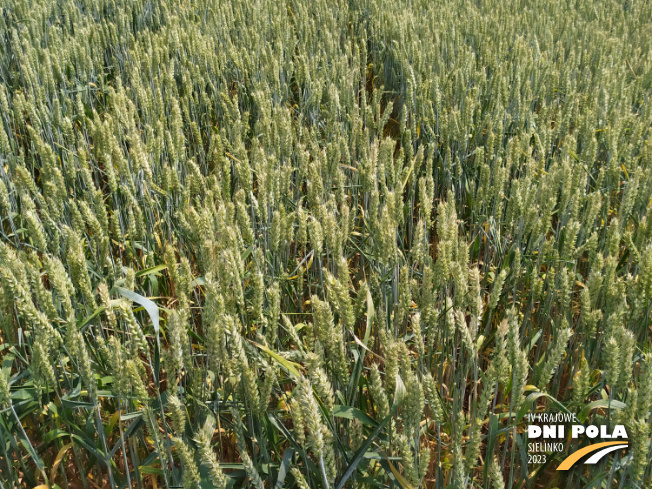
557;441;628;470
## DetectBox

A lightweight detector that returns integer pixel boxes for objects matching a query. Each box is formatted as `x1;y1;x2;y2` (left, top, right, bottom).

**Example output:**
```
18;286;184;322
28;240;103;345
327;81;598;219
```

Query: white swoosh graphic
584;444;628;464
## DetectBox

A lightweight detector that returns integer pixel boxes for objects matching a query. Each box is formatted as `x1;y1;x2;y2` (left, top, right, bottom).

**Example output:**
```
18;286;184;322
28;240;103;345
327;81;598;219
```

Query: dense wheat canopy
0;0;651;487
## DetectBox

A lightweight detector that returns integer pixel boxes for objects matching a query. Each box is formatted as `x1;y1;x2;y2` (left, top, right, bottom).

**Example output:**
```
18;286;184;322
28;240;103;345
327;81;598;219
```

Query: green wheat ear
0;0;650;486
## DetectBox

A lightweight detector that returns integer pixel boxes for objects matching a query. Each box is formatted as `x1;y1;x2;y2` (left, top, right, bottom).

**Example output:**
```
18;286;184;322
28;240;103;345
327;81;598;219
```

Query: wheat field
0;0;651;487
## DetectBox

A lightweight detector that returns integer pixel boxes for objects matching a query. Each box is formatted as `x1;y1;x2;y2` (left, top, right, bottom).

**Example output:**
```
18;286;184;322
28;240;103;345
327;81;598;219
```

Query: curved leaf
578;399;626;423
115;287;160;350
